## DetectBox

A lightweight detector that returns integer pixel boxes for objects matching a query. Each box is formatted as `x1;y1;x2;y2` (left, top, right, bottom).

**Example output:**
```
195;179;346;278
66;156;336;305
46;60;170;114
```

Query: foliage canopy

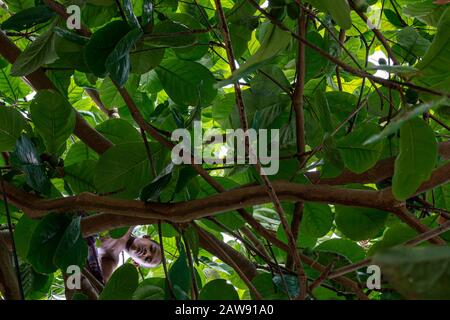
0;0;450;300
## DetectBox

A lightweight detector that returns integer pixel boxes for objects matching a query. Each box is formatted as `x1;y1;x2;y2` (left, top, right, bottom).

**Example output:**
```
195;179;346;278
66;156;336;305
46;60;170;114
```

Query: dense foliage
0;0;449;300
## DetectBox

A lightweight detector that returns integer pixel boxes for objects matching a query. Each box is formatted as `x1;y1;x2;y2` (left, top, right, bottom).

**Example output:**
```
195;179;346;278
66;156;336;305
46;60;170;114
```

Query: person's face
126;236;162;268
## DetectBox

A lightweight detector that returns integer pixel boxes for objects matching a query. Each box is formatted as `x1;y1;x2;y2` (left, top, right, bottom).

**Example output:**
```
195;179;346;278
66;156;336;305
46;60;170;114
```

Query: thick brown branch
1;180;399;221
0;235;20;300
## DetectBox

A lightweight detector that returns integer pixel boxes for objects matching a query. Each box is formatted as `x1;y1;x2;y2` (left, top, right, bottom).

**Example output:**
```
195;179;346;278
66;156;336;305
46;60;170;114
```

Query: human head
125;235;162;268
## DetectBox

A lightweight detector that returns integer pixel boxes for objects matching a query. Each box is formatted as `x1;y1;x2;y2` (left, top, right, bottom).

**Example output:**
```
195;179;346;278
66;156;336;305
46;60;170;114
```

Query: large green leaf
11;29;58;76
27;214;71;274
54;217;88;270
122;0;141;29
30;90;76;155
1;5;56;31
365;98;448;144
156;59;217;107
415;6;450;93
105;28;143;86
99;264;139;300
84;20;132;77
132;285;165;300
0;65;31;101
337;123;383;174
301;202;334;238
315;238;366;263
140;163;174;201
64;160;97;193
335;205;389;241
368;223;418;256
144;20;196;48
373;246;450;299
308;0;352;30
199;279;239;300
392;118;438;201
95;118;142;144
168;245;191;300
93;142;153;199
3;0;34;13
10;136;52;195
14;214;39;260
0;106;27;151
20;263;53;300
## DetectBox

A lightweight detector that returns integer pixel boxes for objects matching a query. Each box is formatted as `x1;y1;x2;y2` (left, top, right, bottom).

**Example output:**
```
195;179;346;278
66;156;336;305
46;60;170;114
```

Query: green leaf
3;0;34;13
140;163;174;201
95;118;142;144
168;245;191;300
0;65;31;101
54;27;90;45
132;285;165;300
141;0;154;28
10;136;52;195
122;0;141;29
105;28;143;86
251;272;282;299
109;227;129;239
373;246;450;299
27;214;71;274
11;29;58;76
392;118;438;201
99;264;139;300
144;20;196;48
365;98;448;144
335;206;389;241
301;202;334;238
314;238;366;263
170;13;210;61
184;226;200;264
199;279;239;300
337;123;383;174
64;141;98;167
156;59;217;107
54;217;88;270
14;215;39;260
368;223;418;256
64;160;97;193
130;43;164;74
307;0;352;30
218;24;291;87
94;142;154;199
84;20;132;77
0;107;27;152
415;6;450;93
396;26;430;58
30;90;76;155
20;263;53;299
1;5;56;31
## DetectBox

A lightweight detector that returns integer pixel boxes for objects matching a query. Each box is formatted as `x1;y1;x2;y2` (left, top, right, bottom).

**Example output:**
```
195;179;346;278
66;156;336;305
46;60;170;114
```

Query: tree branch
0;235;20;300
